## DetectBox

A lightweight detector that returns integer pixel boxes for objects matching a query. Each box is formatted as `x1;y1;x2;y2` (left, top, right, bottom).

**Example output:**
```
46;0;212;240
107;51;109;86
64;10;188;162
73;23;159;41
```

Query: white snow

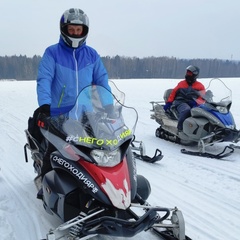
0;78;240;240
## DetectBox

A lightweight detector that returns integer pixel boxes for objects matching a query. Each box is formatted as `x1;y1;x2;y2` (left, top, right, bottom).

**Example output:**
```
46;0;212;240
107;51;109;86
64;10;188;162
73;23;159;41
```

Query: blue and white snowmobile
150;78;240;159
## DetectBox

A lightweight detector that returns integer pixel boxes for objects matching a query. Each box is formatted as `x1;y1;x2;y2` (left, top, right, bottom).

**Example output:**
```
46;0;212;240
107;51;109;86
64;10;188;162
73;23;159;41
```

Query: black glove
163;102;172;111
33;104;50;118
188;100;197;108
38;104;50;116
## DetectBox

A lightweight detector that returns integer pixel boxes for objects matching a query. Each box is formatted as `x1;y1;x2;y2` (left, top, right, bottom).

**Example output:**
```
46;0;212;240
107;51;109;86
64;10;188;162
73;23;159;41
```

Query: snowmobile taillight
90;148;121;167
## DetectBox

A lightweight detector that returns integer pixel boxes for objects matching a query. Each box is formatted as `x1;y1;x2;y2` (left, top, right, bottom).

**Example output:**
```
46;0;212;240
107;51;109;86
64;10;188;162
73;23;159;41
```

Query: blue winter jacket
37;37;112;116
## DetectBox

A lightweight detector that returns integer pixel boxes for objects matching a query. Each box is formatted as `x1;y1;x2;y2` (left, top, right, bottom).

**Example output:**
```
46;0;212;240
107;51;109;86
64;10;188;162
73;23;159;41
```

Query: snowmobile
150;78;240;159
24;82;189;240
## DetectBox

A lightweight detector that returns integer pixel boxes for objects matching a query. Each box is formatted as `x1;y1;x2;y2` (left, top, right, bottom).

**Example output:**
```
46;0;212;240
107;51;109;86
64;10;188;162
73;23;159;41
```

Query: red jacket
167;80;205;105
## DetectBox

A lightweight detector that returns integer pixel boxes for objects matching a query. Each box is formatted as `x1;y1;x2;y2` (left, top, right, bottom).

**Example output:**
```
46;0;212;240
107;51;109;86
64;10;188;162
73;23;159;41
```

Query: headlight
90;149;121;167
216;106;228;114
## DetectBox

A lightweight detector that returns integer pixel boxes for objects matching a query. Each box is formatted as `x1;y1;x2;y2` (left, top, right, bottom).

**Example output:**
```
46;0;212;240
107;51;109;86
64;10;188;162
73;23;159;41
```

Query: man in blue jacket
34;8;113;181
37;8;112;116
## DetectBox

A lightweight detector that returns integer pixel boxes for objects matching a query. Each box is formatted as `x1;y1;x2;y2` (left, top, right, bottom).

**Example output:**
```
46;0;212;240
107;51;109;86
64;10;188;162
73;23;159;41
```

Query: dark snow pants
176;102;192;131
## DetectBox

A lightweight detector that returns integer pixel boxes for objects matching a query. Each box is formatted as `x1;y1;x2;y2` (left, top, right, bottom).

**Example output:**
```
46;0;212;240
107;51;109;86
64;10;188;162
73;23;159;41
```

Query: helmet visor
186;70;194;76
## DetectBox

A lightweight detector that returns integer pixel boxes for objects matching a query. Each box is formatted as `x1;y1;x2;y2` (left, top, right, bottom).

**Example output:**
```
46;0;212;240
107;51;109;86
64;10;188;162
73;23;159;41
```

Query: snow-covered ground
0;78;240;240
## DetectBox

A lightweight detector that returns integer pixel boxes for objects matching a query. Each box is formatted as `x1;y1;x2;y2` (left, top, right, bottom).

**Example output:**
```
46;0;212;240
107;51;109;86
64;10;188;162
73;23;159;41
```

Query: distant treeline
1;55;240;80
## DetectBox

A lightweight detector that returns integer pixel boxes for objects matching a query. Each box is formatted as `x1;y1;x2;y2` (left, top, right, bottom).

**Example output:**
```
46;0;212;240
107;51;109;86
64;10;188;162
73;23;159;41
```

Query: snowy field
0;78;240;240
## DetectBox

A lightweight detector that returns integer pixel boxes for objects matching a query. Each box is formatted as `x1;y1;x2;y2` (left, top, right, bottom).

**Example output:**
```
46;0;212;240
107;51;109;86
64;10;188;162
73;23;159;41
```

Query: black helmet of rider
60;8;89;48
185;65;200;85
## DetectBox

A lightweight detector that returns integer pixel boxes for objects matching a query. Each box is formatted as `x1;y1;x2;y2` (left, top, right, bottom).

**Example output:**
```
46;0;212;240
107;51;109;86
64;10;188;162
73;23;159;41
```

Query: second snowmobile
150;78;240;159
24;82;190;240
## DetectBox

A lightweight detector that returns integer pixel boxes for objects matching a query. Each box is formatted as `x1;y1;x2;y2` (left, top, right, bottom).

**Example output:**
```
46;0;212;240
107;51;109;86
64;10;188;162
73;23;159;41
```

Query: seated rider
163;65;206;132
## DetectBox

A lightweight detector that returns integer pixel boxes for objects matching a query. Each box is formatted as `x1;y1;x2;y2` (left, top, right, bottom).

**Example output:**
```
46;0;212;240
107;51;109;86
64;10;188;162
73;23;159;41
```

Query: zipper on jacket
73;50;79;96
73;50;79;118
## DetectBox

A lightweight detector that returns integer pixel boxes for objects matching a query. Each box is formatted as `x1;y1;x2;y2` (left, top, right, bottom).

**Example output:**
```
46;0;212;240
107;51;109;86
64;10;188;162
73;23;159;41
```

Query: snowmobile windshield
41;81;138;162
203;78;232;106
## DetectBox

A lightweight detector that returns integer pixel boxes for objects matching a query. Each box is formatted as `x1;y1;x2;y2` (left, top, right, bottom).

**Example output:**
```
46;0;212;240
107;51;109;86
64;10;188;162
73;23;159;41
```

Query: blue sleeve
37;48;56;106
92;57;109;88
92;57;113;106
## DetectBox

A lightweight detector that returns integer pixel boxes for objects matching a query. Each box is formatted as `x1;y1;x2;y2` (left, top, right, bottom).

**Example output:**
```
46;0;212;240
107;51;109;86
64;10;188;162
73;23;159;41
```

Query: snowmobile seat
191;107;223;126
163;89;178;120
163;89;173;103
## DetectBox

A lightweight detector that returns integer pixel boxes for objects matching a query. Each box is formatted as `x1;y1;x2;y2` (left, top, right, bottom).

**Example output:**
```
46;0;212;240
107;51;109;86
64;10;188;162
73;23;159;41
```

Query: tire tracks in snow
0;169;41;239
136;148;240;240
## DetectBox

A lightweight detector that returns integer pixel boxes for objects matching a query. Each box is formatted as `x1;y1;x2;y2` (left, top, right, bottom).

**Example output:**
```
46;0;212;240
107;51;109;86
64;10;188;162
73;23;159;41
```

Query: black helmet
60;8;89;48
185;65;200;84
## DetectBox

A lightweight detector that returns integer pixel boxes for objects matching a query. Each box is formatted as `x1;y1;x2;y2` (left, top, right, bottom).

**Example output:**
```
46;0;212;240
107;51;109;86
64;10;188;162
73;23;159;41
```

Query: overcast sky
1;0;240;60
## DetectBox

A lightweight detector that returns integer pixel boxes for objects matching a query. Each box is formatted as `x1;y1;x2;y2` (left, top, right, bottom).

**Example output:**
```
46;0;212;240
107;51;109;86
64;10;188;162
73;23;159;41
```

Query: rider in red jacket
164;65;205;131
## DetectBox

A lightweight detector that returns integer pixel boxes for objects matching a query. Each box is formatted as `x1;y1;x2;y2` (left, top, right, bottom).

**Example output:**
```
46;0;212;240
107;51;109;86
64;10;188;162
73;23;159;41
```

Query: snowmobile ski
131;136;163;163
152;228;192;240
181;145;234;159
151;209;192;240
133;149;163;163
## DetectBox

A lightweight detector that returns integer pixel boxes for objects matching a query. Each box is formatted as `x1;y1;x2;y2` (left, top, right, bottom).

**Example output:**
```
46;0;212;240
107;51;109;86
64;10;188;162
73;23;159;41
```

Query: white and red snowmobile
150;78;240;159
24;82;190;240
